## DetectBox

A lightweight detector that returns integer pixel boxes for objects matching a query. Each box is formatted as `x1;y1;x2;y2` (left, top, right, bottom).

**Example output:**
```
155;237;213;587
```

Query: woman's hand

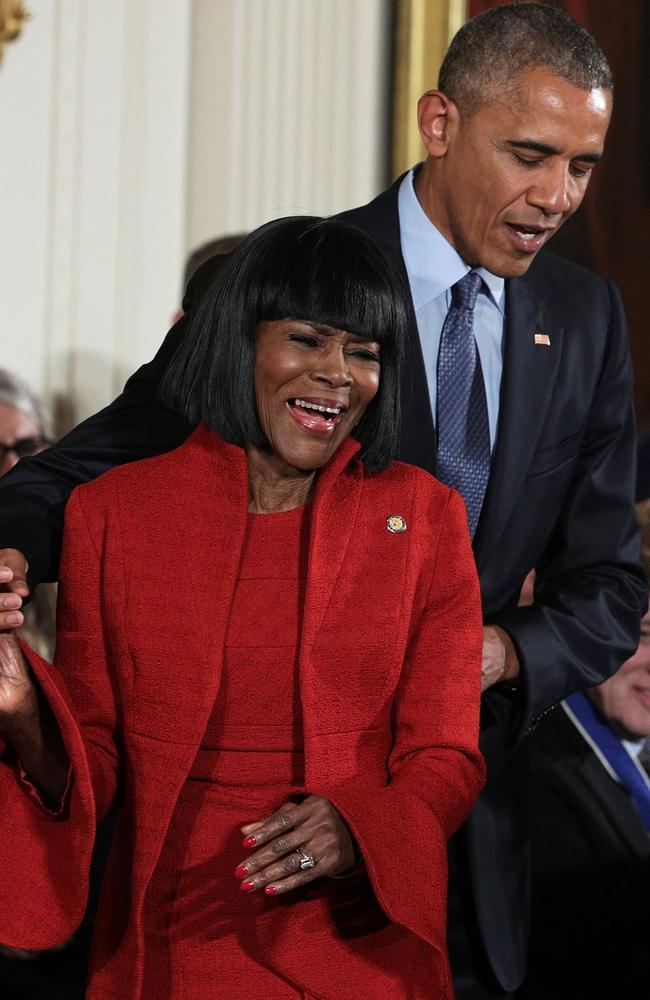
234;794;358;895
0;631;69;805
0;632;38;733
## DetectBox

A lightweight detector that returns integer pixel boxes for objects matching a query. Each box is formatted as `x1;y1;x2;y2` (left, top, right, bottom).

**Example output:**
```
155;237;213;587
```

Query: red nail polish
234;865;249;879
264;885;279;895
242;836;256;848
240;880;255;892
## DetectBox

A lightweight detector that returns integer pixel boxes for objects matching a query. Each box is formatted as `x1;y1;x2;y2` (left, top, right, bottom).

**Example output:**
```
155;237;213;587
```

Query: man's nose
528;165;572;216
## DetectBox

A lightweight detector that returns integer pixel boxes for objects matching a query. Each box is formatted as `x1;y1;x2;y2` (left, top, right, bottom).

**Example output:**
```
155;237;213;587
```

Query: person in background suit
517;598;650;999
0;3;645;997
0;371;55;660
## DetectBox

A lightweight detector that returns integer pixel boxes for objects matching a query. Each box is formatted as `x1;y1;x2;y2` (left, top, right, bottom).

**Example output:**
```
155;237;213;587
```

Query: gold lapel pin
534;333;551;346
387;515;407;534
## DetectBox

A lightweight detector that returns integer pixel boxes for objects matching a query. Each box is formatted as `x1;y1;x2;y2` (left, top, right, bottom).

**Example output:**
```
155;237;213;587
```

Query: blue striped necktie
436;271;491;538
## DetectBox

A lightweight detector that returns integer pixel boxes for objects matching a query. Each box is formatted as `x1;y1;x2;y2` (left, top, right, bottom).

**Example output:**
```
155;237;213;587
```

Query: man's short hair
438;2;613;115
163;217;409;473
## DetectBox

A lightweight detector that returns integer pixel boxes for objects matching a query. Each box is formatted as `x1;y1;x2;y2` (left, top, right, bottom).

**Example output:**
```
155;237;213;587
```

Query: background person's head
588;621;650;742
0;370;51;478
163;216;408;474
588;507;650;741
416;2;613;278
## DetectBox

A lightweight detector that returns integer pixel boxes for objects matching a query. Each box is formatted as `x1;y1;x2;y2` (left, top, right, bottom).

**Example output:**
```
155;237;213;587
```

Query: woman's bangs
255;245;400;347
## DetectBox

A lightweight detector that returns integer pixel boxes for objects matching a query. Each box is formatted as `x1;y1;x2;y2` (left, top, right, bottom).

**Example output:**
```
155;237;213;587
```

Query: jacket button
386;515;407;534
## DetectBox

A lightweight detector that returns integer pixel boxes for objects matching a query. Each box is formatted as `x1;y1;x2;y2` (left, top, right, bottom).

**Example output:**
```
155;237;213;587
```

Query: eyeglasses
0;437;51;461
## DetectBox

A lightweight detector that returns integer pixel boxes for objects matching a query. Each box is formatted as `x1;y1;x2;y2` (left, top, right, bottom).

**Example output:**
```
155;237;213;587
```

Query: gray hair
439;2;613;115
0;369;51;439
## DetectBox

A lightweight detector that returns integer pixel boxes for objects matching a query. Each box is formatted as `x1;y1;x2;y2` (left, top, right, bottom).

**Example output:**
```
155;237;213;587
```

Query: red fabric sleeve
314;489;485;959
0;488;119;950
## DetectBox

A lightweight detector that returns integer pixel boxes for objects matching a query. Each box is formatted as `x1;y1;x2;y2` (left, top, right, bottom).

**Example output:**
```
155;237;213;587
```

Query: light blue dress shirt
398;169;505;449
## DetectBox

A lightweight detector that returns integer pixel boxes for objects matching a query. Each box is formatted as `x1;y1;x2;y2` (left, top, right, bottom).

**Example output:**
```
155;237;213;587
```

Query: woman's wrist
7;693;69;805
0;686;40;741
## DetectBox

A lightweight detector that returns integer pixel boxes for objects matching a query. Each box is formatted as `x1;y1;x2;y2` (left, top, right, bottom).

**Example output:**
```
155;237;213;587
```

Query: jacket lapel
577;753;650;856
473;275;563;572
340;179;436;476
126;426;250;748
298;438;365;781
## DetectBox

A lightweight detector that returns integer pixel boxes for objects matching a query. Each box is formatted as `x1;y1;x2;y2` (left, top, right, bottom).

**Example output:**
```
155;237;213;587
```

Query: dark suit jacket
0;176;645;989
518;706;650;999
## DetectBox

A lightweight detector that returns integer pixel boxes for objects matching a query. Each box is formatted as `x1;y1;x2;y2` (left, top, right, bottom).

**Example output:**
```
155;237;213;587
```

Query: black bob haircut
163;216;409;473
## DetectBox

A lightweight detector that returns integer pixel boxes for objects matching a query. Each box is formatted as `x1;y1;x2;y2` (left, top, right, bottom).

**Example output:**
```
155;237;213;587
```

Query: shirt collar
398;167;505;314
623;737;646;761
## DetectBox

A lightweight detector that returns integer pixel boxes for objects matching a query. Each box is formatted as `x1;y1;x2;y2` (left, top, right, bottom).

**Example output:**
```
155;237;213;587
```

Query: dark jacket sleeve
489;280;646;737
0;256;223;586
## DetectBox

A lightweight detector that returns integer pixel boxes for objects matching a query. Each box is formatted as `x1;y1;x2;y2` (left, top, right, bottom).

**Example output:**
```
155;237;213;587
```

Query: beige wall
0;0;390;430
187;0;391;250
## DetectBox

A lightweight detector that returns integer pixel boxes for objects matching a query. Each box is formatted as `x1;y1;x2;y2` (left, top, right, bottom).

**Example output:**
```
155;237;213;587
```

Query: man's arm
0;254;224;588
487;280;647;736
0;315;193;585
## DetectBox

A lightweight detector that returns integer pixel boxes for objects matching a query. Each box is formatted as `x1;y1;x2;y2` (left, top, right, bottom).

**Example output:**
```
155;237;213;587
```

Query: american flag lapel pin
534;333;551;346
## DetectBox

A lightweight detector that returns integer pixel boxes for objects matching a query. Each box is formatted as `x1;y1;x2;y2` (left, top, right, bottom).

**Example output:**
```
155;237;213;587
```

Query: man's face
589;604;650;741
428;67;612;277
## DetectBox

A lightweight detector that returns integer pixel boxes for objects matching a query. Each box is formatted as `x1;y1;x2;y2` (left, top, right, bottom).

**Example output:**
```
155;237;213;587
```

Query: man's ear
417;90;458;158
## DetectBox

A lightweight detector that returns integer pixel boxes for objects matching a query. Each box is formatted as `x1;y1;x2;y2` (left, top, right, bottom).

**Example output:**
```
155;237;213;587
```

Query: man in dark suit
518;605;650;1000
0;4;645;998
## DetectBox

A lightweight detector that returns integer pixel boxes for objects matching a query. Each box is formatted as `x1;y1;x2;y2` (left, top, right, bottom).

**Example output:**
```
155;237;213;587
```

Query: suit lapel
340;180;436;476
473;275;563;571
577;753;650;856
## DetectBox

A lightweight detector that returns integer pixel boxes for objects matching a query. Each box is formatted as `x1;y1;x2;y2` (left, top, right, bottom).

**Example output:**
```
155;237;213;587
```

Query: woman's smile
254;317;381;475
285;396;348;437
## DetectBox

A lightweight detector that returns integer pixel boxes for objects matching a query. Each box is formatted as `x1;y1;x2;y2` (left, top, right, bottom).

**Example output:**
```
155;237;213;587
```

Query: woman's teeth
292;398;342;416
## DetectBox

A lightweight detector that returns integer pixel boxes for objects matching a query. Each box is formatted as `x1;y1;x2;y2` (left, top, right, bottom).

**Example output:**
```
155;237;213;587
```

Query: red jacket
0;426;484;998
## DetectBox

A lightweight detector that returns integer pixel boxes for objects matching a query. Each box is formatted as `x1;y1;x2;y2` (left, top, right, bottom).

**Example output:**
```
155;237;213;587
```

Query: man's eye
513;154;543;168
570;164;591;180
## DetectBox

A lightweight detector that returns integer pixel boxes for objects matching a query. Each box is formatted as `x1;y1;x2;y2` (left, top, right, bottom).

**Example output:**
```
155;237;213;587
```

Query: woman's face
0;403;43;478
254;318;381;474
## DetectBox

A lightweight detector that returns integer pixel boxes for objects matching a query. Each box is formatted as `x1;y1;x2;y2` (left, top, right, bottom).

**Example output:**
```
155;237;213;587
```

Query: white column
186;0;391;250
0;0;192;423
0;0;389;425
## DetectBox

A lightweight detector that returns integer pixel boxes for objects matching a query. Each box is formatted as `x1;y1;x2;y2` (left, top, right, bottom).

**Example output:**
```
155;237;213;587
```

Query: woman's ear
417;90;458;159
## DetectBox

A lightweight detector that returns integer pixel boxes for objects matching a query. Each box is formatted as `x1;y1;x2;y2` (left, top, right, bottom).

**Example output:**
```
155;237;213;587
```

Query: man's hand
0;549;29;629
482;625;520;692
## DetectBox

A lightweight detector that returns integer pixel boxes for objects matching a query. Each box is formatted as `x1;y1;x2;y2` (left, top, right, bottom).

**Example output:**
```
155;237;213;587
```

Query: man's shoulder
334;177;404;243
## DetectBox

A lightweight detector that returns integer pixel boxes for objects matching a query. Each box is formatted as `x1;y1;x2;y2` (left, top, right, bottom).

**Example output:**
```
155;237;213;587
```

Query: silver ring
296;847;316;870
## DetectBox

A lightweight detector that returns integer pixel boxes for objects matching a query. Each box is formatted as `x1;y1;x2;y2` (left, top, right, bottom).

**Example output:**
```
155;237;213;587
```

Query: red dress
141;505;312;999
0;429;485;1000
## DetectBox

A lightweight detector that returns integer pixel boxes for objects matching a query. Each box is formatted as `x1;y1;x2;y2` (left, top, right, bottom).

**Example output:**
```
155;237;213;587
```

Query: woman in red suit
0;218;484;999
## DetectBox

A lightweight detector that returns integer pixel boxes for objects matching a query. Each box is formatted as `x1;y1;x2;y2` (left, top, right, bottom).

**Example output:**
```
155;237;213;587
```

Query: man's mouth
505;223;553;254
633;685;650;708
286;397;348;437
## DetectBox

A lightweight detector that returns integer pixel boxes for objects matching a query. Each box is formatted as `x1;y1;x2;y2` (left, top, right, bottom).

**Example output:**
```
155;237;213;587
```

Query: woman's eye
349;348;380;363
288;333;319;347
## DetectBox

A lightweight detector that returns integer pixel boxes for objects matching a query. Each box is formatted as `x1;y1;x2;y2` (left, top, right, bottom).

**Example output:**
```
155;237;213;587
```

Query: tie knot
451;271;482;311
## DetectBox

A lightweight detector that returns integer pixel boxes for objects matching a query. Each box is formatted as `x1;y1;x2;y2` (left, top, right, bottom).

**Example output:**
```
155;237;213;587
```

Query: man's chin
488;251;541;280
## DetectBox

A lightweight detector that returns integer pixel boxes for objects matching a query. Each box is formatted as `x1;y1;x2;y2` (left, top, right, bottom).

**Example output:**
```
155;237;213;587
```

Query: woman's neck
246;446;316;513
